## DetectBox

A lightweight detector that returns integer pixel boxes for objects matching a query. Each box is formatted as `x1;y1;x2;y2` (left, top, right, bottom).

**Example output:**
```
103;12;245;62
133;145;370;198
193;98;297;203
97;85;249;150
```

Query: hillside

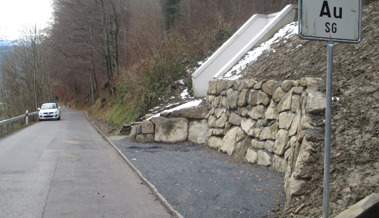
88;2;377;217
239;2;378;217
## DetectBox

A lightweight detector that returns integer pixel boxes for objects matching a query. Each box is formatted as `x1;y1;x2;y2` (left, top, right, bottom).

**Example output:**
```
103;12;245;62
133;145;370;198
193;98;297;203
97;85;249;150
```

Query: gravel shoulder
109;136;285;218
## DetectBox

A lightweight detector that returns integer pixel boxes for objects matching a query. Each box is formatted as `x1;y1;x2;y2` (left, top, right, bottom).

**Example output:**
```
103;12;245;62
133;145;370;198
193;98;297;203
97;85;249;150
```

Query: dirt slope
241;2;378;217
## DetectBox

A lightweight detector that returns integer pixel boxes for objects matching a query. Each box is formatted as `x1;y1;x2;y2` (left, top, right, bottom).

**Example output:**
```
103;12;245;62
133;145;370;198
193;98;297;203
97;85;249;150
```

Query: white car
38;103;61;121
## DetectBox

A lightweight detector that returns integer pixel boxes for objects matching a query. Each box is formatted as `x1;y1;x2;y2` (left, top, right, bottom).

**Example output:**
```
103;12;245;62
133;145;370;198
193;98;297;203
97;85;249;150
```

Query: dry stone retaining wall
129;77;326;205
206;78;326;204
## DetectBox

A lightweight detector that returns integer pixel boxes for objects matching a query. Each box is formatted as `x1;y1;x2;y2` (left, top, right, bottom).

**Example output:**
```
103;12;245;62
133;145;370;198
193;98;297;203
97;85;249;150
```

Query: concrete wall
192;5;298;97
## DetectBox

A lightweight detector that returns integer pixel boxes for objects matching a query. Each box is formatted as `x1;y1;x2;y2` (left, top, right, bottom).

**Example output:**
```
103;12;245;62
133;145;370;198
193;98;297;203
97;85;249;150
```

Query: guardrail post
26;110;29;125
0;124;3;136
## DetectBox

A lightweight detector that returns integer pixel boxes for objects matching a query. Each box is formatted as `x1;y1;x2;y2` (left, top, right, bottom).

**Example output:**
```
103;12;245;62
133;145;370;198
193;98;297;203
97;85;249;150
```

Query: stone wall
206;78;326;204
129;77;326;205
129;104;209;144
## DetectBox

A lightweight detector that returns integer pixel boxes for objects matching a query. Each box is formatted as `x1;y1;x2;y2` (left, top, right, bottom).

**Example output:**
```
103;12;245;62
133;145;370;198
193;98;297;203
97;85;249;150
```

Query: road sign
298;1;362;217
299;0;362;43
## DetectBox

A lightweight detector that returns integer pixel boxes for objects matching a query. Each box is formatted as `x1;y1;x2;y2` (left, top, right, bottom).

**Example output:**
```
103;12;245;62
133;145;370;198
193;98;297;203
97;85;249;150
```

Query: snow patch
180;88;193;100
222;22;298;80
148;99;203;120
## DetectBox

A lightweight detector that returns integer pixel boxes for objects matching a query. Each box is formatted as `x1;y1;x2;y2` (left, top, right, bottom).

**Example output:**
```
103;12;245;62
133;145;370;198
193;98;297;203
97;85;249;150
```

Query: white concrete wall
192;5;298;97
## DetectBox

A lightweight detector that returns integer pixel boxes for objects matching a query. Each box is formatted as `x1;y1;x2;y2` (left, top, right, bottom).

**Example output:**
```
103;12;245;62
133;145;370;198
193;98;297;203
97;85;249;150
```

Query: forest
0;0;375;124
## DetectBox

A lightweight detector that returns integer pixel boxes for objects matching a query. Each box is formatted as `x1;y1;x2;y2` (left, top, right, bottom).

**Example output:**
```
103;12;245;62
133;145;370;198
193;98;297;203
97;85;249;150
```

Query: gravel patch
110;137;285;218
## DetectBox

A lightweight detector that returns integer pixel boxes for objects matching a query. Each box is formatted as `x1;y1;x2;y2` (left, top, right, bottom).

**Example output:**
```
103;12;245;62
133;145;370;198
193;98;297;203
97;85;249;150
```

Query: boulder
239;107;249;117
292;86;304;94
208;81;218;95
248;105;266;120
188;120;208;144
241;118;256;136
141;120;154;134
253;128;262;138
229;113;242;126
273;87;287;102
281;80;298;92
257;150;272;166
238;80;248;91
221;127;244;155
215;108;226;119
256;119;269;128
259;123;278;140
208;115;217;128
238;89;249;107
227;80;239;89
273;155;287;173
251;139;265;149
206;95;215;104
212;128;224;136
215;113;229;128
246;149;258;164
306;91;326;113
212;97;221;108
265;140;275;153
299;77;322;92
279;112;296;130
265;100;279;120
292;137;314;179
253;80;266;90
136;134;154;143
262;80;278;96
207;136;223;149
291;95;302;113
232;137;252;161
152;117;188;143
286;177;306;197
121;123;133;135
221;97;230;109
274;129;289;156
227;89;239;109
171;104;208;119
277;90;293;112
300;115;313;130
217;80;229;94
129;123;142;140
246;79;258;88
289;113;301;136
248;90;270;106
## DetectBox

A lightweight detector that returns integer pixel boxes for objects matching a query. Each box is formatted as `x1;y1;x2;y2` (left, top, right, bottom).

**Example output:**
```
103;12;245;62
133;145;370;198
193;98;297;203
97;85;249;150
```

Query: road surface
0;110;170;218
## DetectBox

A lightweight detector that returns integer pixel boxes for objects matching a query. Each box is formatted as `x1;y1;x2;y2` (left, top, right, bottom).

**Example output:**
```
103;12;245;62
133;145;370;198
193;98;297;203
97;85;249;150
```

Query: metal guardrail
0;111;39;136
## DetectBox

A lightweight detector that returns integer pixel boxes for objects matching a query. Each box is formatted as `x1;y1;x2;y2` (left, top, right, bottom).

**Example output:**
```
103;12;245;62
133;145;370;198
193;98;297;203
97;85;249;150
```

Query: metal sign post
298;0;362;217
324;40;334;218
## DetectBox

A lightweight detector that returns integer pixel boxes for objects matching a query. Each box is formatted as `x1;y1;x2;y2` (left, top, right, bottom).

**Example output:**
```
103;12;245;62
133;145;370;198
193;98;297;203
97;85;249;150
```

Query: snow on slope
222;22;298;80
166;22;299;115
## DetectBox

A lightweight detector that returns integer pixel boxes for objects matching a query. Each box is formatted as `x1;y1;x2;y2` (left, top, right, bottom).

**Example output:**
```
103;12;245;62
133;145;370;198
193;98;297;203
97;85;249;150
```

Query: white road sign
299;0;362;43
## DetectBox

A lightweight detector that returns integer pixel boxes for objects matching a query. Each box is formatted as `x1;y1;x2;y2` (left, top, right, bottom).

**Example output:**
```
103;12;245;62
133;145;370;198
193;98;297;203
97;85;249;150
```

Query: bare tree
0;28;51;116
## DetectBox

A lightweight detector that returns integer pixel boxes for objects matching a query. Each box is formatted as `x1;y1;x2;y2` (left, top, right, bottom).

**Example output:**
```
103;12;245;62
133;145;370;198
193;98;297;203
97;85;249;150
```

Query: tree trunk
111;2;119;77
100;0;114;95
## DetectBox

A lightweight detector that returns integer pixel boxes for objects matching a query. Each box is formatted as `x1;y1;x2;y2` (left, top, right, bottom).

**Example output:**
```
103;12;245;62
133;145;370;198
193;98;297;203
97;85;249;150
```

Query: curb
85;114;184;218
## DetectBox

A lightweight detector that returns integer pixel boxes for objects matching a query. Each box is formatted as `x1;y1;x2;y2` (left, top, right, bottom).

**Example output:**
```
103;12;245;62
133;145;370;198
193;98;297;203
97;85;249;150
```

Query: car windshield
41;104;57;109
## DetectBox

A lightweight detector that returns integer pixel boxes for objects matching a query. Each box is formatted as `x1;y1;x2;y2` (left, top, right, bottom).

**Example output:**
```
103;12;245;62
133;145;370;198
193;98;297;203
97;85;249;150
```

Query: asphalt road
0;110;170;218
111;138;285;218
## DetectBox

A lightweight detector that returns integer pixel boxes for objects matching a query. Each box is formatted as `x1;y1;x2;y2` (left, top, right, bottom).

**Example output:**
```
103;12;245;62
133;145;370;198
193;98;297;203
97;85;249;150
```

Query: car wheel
57;116;61;120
